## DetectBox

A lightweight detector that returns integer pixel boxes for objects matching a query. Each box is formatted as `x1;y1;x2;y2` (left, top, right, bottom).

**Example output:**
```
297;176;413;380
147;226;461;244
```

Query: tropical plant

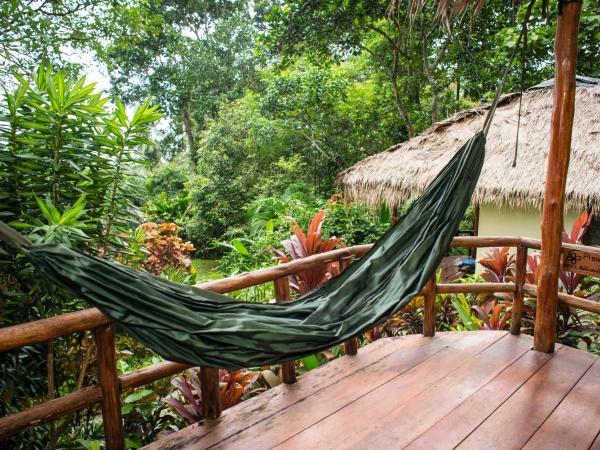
472;300;511;330
117;222;196;282
271;210;344;295
98;99;162;254
17;196;91;246
451;293;482;331
559;211;594;294
164;368;265;425
478;246;515;283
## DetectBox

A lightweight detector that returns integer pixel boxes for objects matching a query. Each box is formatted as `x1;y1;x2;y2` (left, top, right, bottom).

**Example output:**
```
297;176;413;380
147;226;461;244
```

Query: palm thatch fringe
338;84;600;212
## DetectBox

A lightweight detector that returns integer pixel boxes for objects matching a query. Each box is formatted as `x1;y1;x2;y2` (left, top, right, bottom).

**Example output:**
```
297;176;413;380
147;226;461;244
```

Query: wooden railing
0;236;599;448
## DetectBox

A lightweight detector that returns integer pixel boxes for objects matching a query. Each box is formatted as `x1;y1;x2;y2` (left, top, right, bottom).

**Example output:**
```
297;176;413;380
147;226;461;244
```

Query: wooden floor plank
146;332;464;450
590;432;600;450
214;331;507;450
144;331;600;450
273;332;527;450
457;345;597;450
523;358;600;450
405;346;555;450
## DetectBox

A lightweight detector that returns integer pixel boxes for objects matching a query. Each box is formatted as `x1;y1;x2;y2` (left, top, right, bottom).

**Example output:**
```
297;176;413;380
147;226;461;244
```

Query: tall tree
101;0;258;163
0;0;121;86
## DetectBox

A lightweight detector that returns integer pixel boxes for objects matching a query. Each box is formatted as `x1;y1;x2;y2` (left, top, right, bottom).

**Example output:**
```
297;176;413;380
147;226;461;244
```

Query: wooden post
93;324;124;450
510;245;527;335
274;277;297;384
200;366;221;419
470;203;480;258
534;0;582;353
423;276;436;337
391;206;399;225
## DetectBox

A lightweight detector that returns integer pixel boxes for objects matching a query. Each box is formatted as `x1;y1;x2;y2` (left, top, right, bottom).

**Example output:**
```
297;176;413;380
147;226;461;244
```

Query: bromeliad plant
271;210;344;295
164;368;265;425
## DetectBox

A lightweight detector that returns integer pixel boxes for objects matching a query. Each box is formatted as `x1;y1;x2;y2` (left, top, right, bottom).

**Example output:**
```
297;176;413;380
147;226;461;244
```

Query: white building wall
475;203;581;266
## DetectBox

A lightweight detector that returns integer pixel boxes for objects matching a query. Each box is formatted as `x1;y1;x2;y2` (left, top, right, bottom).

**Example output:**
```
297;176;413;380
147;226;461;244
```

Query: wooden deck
146;331;600;450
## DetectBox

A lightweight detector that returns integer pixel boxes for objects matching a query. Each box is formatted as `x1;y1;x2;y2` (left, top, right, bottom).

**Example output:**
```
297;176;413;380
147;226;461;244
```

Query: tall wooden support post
93;324;124;450
534;0;582;353
339;258;358;355
200;366;221;419
274;277;297;384
423;276;436;337
511;246;527;335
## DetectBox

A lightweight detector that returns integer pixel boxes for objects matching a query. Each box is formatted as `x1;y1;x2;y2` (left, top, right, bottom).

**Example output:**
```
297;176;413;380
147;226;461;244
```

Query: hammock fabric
19;132;485;369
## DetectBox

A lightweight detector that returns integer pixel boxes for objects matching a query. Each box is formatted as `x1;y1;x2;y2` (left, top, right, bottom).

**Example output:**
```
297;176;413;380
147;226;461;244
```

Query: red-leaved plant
118;222;195;276
472;300;511;330
526;211;594;293
271;210;344;295
560;211;594;294
164;369;264;425
479;247;515;283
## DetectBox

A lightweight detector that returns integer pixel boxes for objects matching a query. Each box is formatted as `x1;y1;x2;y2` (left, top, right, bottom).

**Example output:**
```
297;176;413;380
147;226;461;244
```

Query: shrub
117;223;196;282
271;210;343;295
164;369;265;425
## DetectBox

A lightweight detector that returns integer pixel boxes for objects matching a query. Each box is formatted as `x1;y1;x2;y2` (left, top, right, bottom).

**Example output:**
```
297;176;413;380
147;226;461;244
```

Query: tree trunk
182;102;195;163
390;75;414;138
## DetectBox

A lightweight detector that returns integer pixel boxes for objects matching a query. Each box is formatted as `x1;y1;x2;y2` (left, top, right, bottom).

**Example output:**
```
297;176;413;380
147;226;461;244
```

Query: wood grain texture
510;245;527;335
219;333;504;450
457;346;596;450
144;332;599;450
308;334;531;450
143;333;456;450
94;324;124;450
406;349;554;450
423;276;436;337
534;0;582;353
200;366;221;420
524;358;600;450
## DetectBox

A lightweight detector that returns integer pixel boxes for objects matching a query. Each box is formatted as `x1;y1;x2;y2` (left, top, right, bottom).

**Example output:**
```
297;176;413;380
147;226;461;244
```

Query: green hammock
5;132;485;369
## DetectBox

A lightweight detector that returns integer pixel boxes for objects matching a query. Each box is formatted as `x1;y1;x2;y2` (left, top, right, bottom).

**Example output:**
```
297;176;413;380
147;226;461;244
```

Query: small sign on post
562;248;600;277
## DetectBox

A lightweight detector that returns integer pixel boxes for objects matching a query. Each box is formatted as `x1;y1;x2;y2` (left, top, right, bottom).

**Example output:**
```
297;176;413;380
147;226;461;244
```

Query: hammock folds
18;132;485;369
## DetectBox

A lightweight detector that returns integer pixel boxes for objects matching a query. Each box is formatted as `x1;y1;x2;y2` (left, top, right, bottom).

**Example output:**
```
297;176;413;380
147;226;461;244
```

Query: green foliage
23;196;91;246
0;1;125;84
0;67;160;251
117;222;196;284
0;66;160;449
102;1;257;162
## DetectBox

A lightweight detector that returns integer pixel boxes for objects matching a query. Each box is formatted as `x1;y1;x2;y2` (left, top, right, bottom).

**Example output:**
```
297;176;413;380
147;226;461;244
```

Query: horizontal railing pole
195;245;372;293
120;361;190;391
0;360;191;438
523;283;600;315
0;308;109;353
0;386;103;439
436;282;516;294
450;236;522;248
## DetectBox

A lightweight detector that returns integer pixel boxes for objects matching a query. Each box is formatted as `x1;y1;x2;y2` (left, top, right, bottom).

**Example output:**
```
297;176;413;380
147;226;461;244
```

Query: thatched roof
338;81;600;213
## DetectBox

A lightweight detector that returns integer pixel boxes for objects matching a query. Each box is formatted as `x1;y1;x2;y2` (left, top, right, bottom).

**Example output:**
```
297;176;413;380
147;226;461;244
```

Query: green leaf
302;355;319;371
124;388;154;404
232;239;250;256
